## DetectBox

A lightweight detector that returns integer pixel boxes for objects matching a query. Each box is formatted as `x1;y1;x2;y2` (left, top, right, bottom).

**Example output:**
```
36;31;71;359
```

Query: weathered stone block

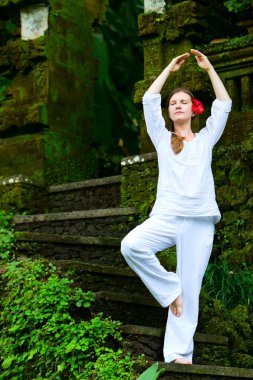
0;134;44;183
0;179;46;213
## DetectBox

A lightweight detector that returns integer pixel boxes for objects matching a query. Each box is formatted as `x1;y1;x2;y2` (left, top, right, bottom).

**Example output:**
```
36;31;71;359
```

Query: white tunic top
142;93;232;224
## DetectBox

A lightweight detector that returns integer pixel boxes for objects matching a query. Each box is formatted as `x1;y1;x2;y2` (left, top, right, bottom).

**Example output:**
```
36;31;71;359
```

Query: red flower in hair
192;98;204;115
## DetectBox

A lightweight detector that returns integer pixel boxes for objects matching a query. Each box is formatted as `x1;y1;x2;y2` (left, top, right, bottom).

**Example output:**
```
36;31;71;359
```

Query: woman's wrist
165;65;172;74
206;65;215;73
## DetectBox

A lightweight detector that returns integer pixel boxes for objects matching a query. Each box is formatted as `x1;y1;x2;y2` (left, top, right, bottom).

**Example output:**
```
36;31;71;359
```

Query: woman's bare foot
172;358;192;365
169;294;183;317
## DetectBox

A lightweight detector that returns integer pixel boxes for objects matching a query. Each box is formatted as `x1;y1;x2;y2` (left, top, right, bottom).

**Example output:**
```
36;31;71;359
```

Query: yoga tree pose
121;49;231;364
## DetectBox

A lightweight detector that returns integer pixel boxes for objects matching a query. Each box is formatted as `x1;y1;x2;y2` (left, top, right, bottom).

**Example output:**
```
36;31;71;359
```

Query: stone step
47;175;122;212
51;260;151;297
120;325;229;365
15;232;127;266
93;290;167;327
13;207;137;238
157;362;253;380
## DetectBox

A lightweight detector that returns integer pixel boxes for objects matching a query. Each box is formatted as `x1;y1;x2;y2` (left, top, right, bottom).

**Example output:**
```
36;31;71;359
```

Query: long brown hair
166;88;195;155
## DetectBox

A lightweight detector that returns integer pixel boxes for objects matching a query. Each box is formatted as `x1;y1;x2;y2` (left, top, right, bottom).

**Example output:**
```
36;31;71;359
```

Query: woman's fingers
190;49;212;70
190;49;205;58
171;53;190;70
177;52;190;61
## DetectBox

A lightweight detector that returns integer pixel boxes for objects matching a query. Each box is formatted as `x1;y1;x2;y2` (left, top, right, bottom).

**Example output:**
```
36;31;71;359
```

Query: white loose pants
121;215;215;363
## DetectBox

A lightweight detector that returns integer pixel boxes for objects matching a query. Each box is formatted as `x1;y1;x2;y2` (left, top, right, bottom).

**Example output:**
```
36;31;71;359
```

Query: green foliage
92;349;145;380
0;259;145;379
224;0;251;13
0;210;15;261
0;75;11;102
5;19;16;33
137;362;165;380
222;35;253;51
93;0;144;175
203;259;253;308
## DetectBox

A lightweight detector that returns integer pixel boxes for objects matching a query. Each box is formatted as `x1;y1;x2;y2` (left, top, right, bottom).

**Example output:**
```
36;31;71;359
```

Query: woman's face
168;91;193;123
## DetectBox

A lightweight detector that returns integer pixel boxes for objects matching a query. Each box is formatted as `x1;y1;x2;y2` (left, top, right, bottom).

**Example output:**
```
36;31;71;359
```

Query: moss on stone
198;294;253;368
0;181;46;213
43;0;101;184
0;134;44;183
139;1;244;43
205;35;253;55
0;37;46;72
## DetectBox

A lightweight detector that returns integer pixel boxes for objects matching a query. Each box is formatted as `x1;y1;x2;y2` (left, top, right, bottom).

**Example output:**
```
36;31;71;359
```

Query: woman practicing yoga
121;49;232;364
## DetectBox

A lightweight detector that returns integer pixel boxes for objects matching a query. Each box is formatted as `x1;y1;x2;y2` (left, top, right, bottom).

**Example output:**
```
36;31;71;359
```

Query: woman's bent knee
121;237;133;259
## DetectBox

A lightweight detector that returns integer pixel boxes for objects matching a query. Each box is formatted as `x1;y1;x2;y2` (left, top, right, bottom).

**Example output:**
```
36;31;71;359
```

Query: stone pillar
0;0;108;187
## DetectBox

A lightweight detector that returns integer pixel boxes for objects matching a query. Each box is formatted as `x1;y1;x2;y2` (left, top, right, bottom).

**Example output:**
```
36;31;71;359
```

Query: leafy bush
92;349;144;380
0;259;145;379
0;210;15;261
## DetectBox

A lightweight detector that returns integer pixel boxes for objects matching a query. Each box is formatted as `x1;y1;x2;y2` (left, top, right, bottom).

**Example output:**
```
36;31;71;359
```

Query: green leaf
137;363;165;380
2;355;16;369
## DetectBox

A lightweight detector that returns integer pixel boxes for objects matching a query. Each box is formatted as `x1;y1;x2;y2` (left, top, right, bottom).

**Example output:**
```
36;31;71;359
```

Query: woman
121;49;231;364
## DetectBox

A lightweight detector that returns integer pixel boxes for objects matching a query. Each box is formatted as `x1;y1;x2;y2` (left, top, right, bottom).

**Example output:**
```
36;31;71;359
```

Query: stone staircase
13;175;253;380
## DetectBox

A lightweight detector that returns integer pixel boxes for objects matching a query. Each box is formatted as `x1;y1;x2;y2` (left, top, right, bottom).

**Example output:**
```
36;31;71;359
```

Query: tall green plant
203;259;253;308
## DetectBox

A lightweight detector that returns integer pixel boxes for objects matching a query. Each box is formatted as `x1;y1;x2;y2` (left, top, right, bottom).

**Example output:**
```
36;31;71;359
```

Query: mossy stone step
121;325;228;345
47;175;122;212
15;231;121;246
93;290;167;327
13;207;137;238
120;325;229;365
51;260;151;297
15;232;126;266
157;362;253;379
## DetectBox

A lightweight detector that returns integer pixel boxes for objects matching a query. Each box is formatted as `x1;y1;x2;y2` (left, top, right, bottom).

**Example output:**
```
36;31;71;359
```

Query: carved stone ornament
21;5;49;41
144;0;166;14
